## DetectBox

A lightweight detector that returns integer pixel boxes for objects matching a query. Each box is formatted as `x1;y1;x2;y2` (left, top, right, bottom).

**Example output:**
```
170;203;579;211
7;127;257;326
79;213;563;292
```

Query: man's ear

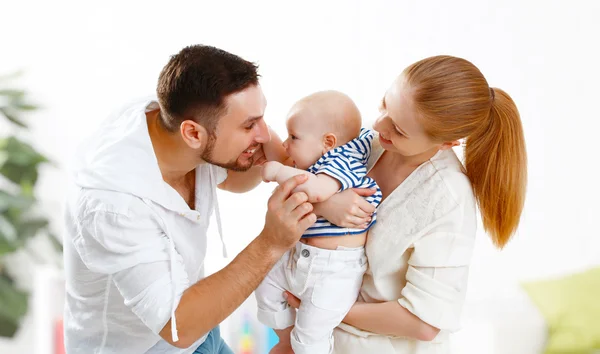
322;133;337;153
180;119;208;150
439;140;460;150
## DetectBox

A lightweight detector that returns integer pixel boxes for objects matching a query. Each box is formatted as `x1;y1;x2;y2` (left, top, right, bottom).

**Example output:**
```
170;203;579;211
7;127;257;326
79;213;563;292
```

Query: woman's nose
372;115;384;132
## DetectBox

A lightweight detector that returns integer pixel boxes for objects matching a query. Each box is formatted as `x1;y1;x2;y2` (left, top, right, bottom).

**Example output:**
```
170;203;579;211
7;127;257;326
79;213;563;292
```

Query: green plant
0;72;59;337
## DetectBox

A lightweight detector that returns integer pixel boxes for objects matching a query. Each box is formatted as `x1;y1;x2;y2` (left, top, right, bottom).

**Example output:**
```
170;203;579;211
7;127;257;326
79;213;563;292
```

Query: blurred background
1;0;599;353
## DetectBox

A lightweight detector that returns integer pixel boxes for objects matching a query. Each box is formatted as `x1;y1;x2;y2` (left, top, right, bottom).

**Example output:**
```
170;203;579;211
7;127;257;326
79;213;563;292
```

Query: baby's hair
297;90;362;146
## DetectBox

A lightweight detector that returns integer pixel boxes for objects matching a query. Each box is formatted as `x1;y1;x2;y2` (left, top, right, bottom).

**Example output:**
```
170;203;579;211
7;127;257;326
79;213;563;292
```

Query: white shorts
256;242;367;354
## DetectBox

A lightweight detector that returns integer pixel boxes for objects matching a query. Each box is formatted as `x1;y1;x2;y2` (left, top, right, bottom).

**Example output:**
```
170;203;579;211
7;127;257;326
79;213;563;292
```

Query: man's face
201;85;270;171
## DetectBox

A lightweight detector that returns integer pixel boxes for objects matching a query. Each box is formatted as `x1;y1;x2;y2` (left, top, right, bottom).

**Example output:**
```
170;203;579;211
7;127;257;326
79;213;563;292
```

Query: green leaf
0;107;27;128
0;212;22;256
13;102;37;111
48;233;63;253
0;137;48;165
0;89;25;99
0;235;18;255
0;137;48;186
0;214;17;244
0;164;39;188
0;191;34;212
0;151;8;166
16;218;49;242
0;275;29;338
0;191;39;255
0;320;18;338
0;71;24;82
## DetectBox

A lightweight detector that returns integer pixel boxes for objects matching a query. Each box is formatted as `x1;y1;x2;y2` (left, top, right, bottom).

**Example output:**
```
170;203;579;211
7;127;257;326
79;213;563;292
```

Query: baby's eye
290;135;297;140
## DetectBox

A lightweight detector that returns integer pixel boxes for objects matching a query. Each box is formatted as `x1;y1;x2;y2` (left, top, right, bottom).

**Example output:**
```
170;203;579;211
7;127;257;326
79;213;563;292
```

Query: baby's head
282;90;361;169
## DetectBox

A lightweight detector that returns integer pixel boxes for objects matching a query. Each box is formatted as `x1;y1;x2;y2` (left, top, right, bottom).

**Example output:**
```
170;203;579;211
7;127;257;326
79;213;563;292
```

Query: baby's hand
261;161;283;182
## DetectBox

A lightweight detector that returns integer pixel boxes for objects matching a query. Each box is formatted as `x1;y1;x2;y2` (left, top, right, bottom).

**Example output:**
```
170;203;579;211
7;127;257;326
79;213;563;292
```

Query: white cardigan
334;140;477;354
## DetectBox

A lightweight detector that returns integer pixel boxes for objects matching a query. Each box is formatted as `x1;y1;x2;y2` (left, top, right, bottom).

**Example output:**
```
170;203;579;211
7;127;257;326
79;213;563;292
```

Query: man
63;45;316;353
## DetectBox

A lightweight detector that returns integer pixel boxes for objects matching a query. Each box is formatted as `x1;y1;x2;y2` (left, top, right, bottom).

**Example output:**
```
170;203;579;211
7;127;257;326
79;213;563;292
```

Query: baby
256;91;382;354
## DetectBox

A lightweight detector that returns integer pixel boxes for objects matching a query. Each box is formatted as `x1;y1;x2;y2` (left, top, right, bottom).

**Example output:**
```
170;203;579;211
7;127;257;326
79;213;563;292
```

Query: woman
282;55;527;353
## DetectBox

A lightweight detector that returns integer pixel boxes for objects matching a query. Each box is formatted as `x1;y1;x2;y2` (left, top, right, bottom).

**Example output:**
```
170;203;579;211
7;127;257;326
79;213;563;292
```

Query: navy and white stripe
304;128;383;237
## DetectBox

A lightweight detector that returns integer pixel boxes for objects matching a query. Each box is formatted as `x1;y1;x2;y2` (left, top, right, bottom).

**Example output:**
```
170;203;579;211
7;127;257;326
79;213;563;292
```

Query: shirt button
301;249;310;258
196;215;201;221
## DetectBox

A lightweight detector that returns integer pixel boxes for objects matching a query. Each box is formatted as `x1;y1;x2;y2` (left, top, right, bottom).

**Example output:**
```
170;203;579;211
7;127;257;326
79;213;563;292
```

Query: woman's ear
180;119;207;150
439;140;460;150
322;133;337;153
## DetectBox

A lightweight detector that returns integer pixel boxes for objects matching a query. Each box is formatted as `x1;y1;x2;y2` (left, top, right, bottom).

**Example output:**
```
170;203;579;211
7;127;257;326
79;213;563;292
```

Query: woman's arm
312;188;376;227
283;293;439;342
344;301;440;341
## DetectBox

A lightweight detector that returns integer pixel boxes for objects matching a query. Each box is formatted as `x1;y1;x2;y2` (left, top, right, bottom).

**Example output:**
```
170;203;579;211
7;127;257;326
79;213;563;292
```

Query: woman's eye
245;123;256;130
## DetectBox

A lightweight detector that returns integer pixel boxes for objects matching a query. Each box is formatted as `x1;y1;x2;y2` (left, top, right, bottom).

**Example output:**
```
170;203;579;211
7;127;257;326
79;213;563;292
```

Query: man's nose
254;120;270;143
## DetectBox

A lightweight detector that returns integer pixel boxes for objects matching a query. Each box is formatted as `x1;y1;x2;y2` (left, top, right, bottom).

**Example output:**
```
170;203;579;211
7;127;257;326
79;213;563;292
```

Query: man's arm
218;127;288;193
160;233;278;348
160;175;316;348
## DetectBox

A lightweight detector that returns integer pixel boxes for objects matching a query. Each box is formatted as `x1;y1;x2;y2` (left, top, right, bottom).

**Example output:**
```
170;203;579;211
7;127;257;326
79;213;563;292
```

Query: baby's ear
322;133;337;152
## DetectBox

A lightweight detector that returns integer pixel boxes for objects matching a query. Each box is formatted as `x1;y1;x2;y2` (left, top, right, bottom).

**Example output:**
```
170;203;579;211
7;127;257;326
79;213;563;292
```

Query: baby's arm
262;161;341;203
262;128;293;165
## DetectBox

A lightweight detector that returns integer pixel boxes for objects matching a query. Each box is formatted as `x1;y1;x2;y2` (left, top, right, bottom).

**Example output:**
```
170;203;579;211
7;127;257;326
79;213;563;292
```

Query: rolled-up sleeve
398;229;475;331
73;206;189;334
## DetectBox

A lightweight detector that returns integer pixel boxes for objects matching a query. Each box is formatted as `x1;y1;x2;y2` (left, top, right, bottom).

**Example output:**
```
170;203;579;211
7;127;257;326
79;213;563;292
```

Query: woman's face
373;76;442;157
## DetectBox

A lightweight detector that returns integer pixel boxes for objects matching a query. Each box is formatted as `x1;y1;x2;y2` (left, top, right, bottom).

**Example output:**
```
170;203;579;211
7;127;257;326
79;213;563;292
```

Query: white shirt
333;139;478;354
63;98;228;354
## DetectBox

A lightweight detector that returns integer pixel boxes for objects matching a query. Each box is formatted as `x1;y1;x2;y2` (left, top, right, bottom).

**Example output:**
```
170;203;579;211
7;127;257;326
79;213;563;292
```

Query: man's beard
201;135;254;172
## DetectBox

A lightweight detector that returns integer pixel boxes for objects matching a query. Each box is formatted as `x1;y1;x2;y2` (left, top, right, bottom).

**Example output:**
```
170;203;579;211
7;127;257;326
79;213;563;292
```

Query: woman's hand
313;188;377;228
284;291;356;324
283;291;301;309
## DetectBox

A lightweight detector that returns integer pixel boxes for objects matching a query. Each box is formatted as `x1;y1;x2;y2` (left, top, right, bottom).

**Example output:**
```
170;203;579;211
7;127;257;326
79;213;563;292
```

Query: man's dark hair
156;45;259;133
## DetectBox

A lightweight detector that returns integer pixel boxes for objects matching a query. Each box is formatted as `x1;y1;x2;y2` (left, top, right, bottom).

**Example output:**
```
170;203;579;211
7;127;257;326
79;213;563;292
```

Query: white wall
1;0;599;352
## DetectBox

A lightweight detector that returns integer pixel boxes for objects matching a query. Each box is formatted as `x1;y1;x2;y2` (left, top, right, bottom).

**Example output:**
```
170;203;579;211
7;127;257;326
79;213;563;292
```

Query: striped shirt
303;128;383;237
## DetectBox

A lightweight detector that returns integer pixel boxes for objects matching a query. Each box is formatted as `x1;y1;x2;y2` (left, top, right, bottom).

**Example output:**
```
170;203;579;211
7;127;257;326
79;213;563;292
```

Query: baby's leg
255;250;296;331
270;327;294;354
290;245;367;354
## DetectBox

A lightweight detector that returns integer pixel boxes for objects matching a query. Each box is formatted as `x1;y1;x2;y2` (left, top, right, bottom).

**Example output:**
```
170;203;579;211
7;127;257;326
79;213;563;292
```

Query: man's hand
260;174;317;255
